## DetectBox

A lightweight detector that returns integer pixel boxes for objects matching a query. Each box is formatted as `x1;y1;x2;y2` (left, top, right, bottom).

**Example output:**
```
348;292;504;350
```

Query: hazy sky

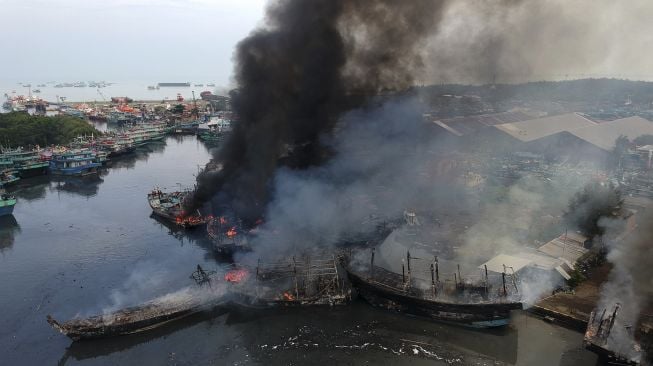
1;0;265;85
3;0;653;86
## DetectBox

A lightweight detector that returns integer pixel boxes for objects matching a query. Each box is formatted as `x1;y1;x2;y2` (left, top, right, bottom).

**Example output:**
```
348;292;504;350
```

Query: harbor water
0;135;599;365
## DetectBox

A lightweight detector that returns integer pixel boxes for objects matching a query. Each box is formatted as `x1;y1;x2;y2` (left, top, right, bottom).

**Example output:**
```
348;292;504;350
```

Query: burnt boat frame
344;249;522;328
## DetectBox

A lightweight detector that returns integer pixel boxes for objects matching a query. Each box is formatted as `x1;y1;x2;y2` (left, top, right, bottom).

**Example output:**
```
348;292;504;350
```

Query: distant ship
157;82;190;87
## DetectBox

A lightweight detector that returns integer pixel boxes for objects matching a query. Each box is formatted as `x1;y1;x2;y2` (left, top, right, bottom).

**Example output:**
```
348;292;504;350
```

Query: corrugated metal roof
537;235;588;263
493;113;596;142
479;254;532;274
569;116;653;151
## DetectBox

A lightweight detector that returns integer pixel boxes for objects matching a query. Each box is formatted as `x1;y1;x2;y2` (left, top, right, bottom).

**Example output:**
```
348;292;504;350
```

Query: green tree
0;112;101;147
564;181;623;239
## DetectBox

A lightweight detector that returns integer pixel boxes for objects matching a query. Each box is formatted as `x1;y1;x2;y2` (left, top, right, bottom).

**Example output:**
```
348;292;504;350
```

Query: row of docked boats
0;123;167;186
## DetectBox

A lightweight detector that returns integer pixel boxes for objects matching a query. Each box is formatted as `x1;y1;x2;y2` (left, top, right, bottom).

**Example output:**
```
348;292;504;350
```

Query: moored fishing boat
49;149;101;176
97;135;135;157
147;188;207;228
1;147;50;178
197;118;231;143
168;120;200;135
0;170;20;186
0;189;17;216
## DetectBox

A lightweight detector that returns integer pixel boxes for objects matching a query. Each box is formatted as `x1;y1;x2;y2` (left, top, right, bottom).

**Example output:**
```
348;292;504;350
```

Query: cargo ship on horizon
157;82;191;87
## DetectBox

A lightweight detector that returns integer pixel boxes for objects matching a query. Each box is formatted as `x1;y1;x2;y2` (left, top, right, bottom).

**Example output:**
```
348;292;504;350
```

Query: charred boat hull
47;288;226;340
47;309;198;340
347;269;522;328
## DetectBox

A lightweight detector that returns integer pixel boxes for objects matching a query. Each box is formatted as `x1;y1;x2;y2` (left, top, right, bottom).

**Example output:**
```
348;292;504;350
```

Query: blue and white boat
0;189;16;216
49;149;101;176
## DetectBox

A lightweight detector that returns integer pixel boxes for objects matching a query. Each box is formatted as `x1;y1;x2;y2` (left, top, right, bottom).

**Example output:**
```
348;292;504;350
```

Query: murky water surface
0;136;598;365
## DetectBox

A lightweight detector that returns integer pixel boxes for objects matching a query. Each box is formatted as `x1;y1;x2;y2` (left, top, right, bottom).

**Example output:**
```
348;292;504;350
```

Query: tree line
0;112;101;148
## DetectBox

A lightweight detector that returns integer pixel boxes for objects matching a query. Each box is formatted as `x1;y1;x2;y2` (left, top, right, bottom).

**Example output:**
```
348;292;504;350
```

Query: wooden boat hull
47;297;226;341
47;310;197;341
347;269;522;328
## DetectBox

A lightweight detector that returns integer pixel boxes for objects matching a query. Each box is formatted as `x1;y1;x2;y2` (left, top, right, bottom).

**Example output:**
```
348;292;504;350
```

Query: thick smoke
188;0;447;219
239;95;463;260
422;0;653;84
190;0;653;217
597;211;653;358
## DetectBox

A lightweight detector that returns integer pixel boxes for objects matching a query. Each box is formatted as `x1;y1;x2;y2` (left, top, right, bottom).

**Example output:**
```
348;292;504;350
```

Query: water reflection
0;215;20;253
226;302;518;365
108;142;167;170
10;176;49;201
52;175;104;198
148;213;233;263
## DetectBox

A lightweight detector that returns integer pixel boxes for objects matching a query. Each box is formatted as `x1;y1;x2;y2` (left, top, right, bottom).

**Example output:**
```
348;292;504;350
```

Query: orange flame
176;214;204;226
226;226;237;238
224;269;249;283
283;292;295;301
219;216;227;225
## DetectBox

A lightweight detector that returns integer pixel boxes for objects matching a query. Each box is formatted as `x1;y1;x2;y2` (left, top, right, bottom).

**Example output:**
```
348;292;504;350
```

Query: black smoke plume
187;0;445;219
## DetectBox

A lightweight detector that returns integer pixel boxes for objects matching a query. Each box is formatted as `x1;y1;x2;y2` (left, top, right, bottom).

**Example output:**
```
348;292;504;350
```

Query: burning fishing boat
47;265;226;341
584;304;643;365
344;248;523;328
147;188;208;228
226;254;351;308
207;216;252;253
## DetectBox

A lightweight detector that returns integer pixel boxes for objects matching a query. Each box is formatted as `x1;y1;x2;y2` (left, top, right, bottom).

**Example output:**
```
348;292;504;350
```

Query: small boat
0;189;17;216
147;86;156;90
147;188;207;228
206;83;215;87
0;171;20;186
33;89;41;93
49;149;101;176
47;267;227;341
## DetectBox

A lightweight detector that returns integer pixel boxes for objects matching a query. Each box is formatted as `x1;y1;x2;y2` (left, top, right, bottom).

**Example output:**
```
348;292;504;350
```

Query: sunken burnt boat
345;249;523;328
47;266;226;341
147;188;207;228
584;304;643;365
225;254;352;308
